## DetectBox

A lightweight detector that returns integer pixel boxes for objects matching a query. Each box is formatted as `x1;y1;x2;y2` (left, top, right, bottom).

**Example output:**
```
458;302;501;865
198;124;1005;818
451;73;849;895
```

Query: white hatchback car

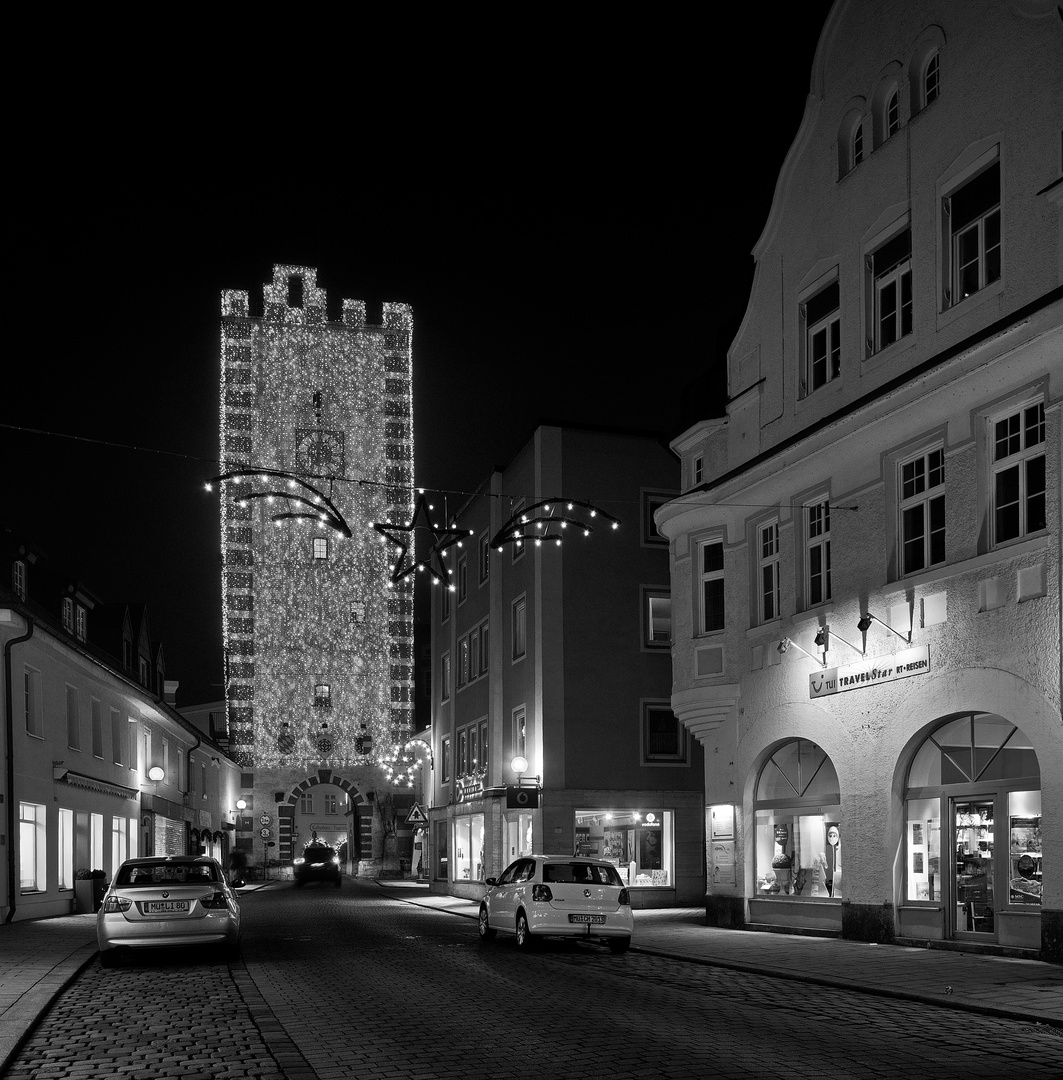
478;855;633;953
97;856;241;967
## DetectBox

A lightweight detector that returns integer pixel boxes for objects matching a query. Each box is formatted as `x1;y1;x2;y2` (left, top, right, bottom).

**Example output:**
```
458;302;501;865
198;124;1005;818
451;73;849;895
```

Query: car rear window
543;863;623;886
303;847;335;861
116;863;221;887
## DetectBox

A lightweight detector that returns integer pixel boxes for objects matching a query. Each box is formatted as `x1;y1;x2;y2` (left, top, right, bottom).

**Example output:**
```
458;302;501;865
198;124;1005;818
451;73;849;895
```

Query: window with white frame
75;604;86;642
314;683;332;708
457;635;469;689
512;500;526;563
693;455;704;486
110;709;123;766
91;699;103;758
991;400;1046;545
801;280;841;396
944;158;1000;307
699;539;725;634
923;51;940;107
805;500;832;607
441;737;451;783
642;703;688;765
868;229;912;354
852;121;864;167
479;533;490;584
62;597;74;633
513;705;527;760
759;521;781;623
13;559;26;599
300;792;313;814
512;595;527;660
325;793;338;815
66;686;80;750
440;652;451;702
58;807;74;890
24;667;43;738
469;625;481;680
900;447;946;575
111;815;128;869
643;588;672;648
458;554;468;603
19;801;46;891
313;536;329;560
90;812;104;873
884;89;900;139
643;491;672;546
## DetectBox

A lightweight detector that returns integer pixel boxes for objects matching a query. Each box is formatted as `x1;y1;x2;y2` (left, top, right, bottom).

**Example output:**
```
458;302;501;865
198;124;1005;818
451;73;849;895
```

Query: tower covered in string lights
218;265;414;870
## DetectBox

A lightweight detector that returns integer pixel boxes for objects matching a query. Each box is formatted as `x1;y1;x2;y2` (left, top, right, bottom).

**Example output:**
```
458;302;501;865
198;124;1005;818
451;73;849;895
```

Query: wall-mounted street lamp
236;799;247;811
777;638;825;667
857;612;912;649
147;766;165;782
814;624;864;659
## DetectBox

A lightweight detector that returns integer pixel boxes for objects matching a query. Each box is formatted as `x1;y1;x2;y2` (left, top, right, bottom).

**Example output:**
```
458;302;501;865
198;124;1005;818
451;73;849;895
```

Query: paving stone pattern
5;879;1063;1080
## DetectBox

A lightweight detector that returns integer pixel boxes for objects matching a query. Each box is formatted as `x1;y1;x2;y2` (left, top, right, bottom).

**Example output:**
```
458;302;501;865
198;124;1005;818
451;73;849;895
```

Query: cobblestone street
5;880;1063;1080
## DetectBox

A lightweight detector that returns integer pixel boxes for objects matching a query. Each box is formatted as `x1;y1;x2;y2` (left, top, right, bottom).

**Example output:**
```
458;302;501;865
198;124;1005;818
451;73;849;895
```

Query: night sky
5;6;833;705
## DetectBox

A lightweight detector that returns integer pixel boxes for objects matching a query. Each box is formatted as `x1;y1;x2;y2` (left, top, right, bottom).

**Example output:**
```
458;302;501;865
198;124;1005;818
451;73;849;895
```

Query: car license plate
144;900;189;914
569;914;605;924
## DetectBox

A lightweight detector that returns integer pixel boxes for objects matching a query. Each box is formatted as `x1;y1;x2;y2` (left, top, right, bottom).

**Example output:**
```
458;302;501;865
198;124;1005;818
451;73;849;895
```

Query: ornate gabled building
657;1;1062;960
217;266;415;874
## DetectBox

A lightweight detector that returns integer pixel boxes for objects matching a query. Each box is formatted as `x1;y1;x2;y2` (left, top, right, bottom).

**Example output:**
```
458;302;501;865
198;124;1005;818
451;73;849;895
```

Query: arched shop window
904;714;1041;914
755;740;841;899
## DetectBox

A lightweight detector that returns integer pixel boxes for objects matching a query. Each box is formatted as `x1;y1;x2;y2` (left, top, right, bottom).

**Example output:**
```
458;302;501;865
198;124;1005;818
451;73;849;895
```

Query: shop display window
574;809;673;887
1008;790;1041;906
754;739;841;899
505;813;533;863
453;814;485;882
754;811;841;897
905;797;941;901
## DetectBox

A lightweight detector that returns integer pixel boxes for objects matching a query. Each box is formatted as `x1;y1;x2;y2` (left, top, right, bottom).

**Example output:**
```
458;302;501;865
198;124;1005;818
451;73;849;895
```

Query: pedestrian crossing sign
405;803;428;825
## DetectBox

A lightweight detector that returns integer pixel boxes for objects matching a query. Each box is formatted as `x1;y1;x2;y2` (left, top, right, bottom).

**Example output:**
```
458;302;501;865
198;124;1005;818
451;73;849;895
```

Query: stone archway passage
280;769;372;867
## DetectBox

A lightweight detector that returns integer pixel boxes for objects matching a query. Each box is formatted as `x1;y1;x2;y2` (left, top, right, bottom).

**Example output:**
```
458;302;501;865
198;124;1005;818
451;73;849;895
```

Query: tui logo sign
809;645;930;699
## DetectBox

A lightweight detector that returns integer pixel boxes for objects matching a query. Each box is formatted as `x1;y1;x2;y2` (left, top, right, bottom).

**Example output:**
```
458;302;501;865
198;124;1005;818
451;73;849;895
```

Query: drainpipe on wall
4;616;34;923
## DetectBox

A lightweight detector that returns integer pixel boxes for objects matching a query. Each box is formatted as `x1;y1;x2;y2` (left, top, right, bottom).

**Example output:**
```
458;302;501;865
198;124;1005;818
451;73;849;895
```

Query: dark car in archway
293;842;342;886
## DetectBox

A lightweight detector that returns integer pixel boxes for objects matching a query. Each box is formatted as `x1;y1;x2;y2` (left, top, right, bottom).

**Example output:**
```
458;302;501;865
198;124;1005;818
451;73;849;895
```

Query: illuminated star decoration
489;497;620;552
205;468;352;538
373;491;473;587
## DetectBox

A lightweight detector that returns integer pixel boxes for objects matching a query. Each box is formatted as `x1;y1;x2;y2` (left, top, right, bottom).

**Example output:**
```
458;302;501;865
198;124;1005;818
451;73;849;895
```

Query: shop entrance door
952;798;996;939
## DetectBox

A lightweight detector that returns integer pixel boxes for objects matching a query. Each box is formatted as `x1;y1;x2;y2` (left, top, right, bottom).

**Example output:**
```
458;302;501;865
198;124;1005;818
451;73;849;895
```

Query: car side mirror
485;877;498;887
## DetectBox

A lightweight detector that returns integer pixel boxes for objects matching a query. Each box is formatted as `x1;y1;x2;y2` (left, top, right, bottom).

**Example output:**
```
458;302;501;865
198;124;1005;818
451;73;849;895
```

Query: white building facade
658;0;1062;959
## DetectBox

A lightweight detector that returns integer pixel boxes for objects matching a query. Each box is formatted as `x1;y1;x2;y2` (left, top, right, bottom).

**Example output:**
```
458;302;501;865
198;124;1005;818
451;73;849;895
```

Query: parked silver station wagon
478;854;633;953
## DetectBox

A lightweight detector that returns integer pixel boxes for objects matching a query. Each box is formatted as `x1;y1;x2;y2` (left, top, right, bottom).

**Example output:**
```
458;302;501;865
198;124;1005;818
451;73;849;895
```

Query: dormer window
62;597;74;633
885;90;900;139
923;52;940;106
139;656;150;686
75;605;87;642
13;559;26;599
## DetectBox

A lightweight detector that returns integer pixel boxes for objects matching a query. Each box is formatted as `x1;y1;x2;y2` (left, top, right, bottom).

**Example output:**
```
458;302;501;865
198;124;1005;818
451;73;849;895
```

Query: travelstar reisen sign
809;645;930;699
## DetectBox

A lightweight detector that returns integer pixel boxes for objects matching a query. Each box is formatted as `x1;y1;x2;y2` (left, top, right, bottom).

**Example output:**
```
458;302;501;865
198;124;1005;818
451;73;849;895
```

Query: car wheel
99;950;119;969
608;937;631;955
515;911;537;950
478;905;497;941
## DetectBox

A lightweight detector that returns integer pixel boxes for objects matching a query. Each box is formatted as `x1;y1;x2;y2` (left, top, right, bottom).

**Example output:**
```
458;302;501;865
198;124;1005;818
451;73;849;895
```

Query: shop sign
457;775;484;802
809;645;929;699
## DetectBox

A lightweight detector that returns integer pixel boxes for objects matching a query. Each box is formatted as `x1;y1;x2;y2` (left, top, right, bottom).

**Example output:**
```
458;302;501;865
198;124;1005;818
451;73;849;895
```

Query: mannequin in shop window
826;824;842;897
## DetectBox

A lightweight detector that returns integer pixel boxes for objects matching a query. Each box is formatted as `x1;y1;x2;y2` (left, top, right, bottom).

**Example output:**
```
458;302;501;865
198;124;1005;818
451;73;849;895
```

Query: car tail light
200;891;229;910
531;884;553;902
618;889;630;907
101;896;132;913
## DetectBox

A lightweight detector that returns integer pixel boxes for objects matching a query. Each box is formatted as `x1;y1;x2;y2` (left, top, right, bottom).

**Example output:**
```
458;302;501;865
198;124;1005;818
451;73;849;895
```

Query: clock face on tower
295;428;344;476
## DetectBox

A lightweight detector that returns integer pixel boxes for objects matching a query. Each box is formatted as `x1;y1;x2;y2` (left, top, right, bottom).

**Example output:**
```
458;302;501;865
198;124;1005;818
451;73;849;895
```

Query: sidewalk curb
628;944;1063;1029
0;942;99;1075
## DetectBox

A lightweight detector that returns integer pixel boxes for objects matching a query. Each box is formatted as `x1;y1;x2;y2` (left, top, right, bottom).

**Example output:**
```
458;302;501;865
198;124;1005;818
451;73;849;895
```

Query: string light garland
374;491;473;587
205;468;352;537
382;737;434;787
489;497;620;552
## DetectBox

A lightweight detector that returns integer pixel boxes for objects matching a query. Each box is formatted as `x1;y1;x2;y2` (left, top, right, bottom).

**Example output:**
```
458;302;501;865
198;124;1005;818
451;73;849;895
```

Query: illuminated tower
218;266;414;871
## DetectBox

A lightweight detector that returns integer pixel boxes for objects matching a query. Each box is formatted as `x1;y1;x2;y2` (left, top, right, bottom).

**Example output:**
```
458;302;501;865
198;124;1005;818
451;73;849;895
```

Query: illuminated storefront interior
574;809;673;887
